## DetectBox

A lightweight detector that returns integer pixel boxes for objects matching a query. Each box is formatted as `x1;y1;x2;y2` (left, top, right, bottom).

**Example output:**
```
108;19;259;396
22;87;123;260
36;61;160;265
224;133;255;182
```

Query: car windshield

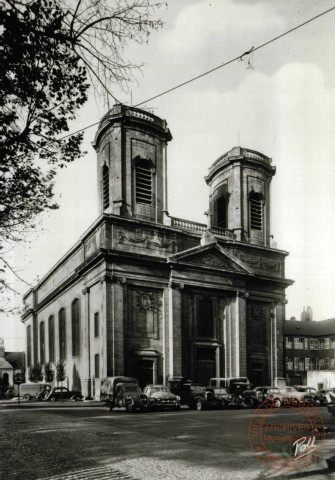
190;385;205;392
149;387;169;393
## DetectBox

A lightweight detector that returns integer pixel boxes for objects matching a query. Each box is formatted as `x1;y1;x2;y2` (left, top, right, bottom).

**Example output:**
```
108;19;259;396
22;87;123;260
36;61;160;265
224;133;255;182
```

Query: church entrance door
195;347;216;385
137;359;155;389
248;361;268;386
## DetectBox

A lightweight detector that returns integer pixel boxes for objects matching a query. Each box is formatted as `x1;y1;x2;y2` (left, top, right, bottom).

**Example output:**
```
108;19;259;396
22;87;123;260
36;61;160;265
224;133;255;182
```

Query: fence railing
170;217;235;239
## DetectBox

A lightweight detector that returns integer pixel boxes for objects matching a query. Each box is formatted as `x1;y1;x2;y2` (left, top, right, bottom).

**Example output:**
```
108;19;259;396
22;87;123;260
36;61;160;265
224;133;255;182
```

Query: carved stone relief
186;251;240;271
136;291;157;312
238;253;281;273
118;230;175;251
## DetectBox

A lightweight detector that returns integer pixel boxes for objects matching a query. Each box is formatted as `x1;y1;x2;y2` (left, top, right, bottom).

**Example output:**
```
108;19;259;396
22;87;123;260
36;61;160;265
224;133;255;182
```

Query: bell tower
205;147;276;246
93;104;172;223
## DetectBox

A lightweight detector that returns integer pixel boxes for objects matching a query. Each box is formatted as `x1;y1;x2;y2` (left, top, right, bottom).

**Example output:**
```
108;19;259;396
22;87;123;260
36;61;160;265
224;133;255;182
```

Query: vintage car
205;386;234;408
326;392;335;415
266;386;314;408
243;386;281;407
208;377;255;407
100;376;148;413
317;388;335;405
44;386;83;402
294;386;322;406
168;377;218;410
5;387;17;399
143;385;181;410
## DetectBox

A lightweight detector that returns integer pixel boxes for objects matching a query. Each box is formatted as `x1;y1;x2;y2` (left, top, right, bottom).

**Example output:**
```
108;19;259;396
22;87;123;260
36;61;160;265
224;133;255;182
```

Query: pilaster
82;287;92;399
104;275;126;376
168;281;183;377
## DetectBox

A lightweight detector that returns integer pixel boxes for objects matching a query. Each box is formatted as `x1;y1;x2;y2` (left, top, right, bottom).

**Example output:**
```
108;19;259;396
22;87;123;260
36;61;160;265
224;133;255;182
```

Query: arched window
249;191;263;231
102;165;109;209
135;158;152;205
59;308;66;360
39;321;45;364
27;325;32;367
72;299;80;356
216;195;227;228
48;316;55;362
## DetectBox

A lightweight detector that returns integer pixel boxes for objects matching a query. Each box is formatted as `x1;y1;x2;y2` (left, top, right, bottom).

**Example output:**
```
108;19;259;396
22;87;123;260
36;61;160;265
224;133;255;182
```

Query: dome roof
205;146;275;184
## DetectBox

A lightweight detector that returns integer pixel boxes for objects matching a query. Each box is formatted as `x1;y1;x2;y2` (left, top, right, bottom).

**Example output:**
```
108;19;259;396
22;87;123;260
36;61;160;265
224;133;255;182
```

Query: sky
2;0;335;351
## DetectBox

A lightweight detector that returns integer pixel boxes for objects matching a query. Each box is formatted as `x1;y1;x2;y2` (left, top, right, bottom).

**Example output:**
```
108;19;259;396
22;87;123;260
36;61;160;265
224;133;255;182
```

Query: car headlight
157;397;161;401
176;396;181;401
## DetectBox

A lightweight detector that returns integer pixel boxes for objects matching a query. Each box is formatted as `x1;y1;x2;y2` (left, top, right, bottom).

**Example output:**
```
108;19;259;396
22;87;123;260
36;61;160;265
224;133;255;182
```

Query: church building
22;105;293;398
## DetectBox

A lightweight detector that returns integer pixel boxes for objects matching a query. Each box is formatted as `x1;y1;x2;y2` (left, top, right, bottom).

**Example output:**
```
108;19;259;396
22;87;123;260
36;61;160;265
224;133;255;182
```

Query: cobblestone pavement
1;405;335;480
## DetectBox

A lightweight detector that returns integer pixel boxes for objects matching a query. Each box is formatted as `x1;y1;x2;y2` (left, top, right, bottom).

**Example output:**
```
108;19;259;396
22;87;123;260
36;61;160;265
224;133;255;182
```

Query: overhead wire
60;5;335;140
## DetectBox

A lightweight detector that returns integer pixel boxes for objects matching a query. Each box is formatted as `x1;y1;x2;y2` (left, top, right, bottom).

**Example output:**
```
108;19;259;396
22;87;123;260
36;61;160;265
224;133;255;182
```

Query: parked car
208;377;256;407
326;392;335;415
143;385;181;410
243;386;281;407
168;377;219;410
205;386;234;408
100;376;148;413
266;386;314;408
44;387;83;402
294;386;322;406
229;381;256;407
20;383;51;400
5;387;17;399
317;388;335;405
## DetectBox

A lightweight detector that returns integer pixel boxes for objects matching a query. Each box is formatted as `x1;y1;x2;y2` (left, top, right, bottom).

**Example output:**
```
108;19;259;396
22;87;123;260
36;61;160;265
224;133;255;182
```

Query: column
168;281;183;378
272;300;286;384
110;276;126;376
231;291;248;377
82;287;91;399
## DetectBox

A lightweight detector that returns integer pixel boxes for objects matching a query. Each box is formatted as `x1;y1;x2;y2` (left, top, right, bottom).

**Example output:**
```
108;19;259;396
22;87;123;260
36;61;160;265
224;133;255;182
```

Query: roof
284;319;335;336
0;357;13;370
4;352;25;370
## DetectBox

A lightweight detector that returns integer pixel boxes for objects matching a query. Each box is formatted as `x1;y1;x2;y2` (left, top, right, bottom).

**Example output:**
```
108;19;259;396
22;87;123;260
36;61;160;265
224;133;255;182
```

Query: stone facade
22;105;293;398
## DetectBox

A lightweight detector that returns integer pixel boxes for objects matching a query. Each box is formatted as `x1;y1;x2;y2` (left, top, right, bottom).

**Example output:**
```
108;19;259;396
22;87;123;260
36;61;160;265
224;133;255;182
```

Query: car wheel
126;401;135;413
195;398;204;411
49;396;56;402
23;394;31;401
273;398;281;408
247;397;256;408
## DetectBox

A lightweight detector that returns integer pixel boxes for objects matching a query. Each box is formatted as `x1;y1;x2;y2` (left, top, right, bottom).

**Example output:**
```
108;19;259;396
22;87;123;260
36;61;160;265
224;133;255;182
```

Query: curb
0;400;105;409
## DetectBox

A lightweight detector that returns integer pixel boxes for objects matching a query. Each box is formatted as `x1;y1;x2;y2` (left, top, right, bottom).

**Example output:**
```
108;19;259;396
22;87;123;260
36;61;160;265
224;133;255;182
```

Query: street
1;403;335;480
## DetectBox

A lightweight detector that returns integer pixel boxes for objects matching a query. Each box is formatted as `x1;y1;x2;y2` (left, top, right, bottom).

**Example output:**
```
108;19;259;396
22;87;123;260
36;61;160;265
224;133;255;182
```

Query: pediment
168;244;252;274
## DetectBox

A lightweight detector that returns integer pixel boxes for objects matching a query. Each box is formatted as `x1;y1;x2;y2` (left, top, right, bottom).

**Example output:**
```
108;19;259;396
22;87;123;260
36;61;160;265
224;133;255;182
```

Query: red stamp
248;396;325;471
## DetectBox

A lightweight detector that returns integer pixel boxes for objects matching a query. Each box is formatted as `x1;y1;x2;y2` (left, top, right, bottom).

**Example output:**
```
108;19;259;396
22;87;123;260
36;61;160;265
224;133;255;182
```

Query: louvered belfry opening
216;195;227;228
135;159;152;205
102;165;109;209
250;192;263;231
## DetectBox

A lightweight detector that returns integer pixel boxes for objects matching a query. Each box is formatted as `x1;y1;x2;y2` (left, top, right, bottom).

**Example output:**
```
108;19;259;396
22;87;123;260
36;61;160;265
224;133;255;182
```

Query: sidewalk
0;399;105;409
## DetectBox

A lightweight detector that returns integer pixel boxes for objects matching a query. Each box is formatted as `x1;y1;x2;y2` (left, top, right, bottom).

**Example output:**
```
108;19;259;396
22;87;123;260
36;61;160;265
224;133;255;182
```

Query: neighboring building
22;105;293;398
284;315;335;387
301;306;313;322
0;338;25;388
